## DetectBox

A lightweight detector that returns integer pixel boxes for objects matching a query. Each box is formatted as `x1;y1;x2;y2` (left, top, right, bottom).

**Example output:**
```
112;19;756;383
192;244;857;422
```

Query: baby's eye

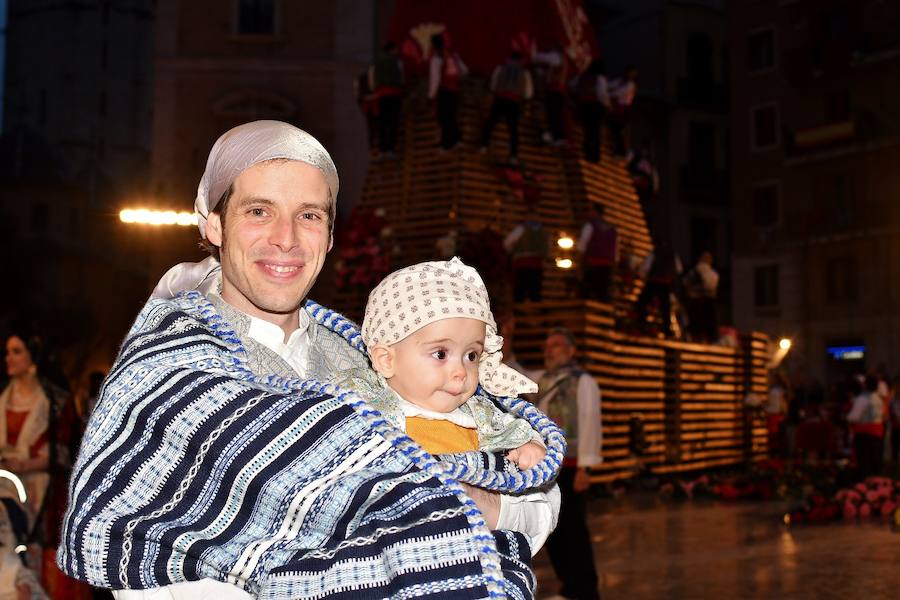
465;351;480;362
431;350;447;360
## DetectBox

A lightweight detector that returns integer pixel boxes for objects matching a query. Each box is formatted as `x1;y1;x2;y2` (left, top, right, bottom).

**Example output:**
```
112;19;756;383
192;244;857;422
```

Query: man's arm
428;56;441;99
575;374;603;491
497;485;560;554
460;482;501;528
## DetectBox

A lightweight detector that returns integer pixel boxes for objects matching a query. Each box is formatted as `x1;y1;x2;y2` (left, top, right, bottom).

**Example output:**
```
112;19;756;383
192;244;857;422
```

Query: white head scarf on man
361;257;538;398
152;120;338;299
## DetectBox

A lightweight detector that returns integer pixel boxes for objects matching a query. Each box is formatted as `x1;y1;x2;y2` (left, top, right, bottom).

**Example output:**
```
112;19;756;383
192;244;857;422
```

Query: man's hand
506;441;546;470
460;482;501;529
573;467;592;493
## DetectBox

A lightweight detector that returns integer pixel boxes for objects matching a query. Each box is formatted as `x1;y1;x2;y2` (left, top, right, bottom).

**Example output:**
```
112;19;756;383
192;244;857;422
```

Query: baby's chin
419;392;472;413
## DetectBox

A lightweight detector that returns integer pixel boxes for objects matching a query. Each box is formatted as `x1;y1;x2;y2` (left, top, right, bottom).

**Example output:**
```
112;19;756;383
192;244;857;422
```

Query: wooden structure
336;80;769;480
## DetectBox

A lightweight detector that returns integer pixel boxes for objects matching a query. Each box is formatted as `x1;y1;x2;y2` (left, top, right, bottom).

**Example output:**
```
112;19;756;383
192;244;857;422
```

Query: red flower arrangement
334;207;394;292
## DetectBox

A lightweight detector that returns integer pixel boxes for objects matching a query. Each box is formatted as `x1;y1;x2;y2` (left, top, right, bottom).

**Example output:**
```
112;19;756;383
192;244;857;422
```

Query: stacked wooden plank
334;79;771;480
512;301;770;483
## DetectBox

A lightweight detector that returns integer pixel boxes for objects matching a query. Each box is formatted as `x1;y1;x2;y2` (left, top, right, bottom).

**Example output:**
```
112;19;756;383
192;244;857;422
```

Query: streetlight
769;337;793;369
119;208;197;226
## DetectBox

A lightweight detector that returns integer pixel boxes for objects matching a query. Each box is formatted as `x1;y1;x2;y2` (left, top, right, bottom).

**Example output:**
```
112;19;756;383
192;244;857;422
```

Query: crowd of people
764;369;900;480
356;32;640;166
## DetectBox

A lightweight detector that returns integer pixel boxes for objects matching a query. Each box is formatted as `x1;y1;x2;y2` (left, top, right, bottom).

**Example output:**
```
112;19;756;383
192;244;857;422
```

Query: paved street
534;493;900;599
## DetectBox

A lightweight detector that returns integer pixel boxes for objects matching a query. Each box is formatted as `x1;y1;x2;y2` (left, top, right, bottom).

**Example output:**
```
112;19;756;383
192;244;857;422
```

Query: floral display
659;459;900;529
334;207;394;292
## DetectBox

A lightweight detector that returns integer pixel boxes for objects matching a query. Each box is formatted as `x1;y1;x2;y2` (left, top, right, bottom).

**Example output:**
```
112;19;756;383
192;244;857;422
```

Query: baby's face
383;318;486;413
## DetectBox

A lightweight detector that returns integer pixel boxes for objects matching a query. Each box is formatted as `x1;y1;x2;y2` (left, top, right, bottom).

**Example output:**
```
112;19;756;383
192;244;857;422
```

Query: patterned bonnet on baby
361;257;538;397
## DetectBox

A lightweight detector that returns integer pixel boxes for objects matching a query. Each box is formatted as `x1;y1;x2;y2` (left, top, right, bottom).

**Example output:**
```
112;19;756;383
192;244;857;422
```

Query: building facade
729;0;900;383
592;0;731;322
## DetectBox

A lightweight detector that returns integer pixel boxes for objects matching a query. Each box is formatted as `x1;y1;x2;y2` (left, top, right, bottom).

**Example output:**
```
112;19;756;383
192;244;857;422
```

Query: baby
337;257;546;472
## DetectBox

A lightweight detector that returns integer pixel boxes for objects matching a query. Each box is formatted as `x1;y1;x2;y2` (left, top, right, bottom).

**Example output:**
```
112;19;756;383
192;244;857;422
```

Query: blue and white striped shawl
59;292;565;599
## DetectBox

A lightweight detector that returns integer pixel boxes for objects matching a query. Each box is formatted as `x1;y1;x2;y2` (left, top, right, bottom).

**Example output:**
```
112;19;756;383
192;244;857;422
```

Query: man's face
206;160;332;325
544;333;576;371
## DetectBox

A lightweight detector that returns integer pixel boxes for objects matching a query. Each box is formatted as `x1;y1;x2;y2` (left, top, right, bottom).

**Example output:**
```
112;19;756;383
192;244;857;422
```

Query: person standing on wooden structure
428;33;468;151
529;328;603;600
504;202;549;302
534;43;570;147
572;58;611;163
368;41;405;159
479;50;534;165
683;250;719;343
608;65;638;157
577;204;619;302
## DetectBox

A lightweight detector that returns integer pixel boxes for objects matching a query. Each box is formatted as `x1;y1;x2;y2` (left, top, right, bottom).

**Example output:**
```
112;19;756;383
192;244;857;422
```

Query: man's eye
249;208;266;217
301;212;322;221
431;350;447;360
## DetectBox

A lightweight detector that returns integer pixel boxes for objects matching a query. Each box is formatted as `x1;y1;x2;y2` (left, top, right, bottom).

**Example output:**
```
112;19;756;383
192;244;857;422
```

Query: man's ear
206;212;223;248
327;232;334;252
369;344;396;378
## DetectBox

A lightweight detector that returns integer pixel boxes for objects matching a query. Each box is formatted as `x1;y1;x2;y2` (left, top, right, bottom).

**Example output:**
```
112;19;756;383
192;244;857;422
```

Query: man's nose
269;214;298;251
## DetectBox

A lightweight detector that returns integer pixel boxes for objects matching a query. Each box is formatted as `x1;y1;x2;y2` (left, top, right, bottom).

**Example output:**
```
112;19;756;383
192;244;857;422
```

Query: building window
754;264;779;307
751;103;778;150
752;183;779;228
825;91;850;123
748;27;775;72
688;122;715;170
237;0;275;35
825;256;857;303
686;32;713;87
32;203;49;233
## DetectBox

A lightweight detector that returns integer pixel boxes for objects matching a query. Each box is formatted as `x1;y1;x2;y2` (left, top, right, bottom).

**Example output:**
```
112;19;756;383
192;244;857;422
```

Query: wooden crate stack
334;80;770;479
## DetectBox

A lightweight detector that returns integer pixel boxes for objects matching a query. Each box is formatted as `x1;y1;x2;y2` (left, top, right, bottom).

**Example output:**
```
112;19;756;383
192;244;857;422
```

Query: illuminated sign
826;345;865;361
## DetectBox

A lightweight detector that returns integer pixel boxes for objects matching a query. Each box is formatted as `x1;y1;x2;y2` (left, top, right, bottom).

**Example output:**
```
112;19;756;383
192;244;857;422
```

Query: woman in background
1;328;89;598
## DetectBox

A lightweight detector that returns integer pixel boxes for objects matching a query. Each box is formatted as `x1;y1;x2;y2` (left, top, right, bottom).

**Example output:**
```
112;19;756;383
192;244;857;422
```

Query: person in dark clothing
572;59;610;163
534;44;570;146
608;66;638;157
577;204;618;302
504;203;548;302
428;33;468;150
480;51;533;164
353;70;378;151
634;240;682;336
368;41;405;157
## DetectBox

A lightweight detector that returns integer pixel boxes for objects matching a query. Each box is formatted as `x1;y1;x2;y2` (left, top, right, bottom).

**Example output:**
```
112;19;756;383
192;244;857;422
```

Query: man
479;50;534;165
428;33;468;151
529;328;602;600
608;66;638;157
368;41;404;158
58;121;560;598
504;203;548;302
577;205;618;302
533;44;569;146
683;250;719;343
572;59;611;163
